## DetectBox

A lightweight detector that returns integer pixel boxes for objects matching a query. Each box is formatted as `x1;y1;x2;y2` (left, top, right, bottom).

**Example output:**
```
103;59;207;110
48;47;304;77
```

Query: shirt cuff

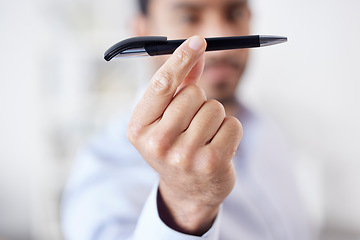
132;182;222;240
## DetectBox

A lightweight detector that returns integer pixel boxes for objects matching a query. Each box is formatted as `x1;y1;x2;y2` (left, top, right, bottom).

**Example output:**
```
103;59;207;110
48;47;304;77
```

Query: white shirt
61;103;312;240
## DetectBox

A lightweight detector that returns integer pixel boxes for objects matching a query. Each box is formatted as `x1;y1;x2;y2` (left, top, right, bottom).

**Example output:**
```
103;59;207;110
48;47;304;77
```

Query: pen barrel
205;35;260;51
145;40;184;56
145;35;260;56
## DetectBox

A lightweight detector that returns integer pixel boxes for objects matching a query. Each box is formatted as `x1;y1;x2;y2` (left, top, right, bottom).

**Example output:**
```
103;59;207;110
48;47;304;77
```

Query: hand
127;36;242;235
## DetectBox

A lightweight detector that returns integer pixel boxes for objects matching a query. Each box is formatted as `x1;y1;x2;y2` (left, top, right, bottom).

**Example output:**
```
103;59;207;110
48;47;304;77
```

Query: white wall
0;0;138;239
245;0;360;236
0;0;359;239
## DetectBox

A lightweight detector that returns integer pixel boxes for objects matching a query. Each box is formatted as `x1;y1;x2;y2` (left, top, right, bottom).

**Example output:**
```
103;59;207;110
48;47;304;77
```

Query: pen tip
259;35;287;47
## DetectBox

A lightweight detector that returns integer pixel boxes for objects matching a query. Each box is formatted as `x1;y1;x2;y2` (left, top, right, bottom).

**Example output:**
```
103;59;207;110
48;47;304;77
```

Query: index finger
130;36;207;128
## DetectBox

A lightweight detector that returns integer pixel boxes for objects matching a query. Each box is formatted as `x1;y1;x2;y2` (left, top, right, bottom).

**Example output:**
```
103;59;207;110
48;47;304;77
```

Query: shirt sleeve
132;182;222;240
61;152;222;240
61;117;222;240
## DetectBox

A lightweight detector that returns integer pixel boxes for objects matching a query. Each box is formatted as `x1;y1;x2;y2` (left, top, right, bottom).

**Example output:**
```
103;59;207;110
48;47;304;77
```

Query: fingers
130;36;207;130
157;84;207;140
183;100;226;146
210;116;243;157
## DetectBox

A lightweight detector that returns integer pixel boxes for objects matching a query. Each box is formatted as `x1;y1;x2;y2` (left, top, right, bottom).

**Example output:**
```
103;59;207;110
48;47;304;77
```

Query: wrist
157;185;219;236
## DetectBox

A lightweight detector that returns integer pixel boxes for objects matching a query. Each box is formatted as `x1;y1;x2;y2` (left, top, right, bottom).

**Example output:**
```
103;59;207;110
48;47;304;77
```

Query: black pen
104;35;287;61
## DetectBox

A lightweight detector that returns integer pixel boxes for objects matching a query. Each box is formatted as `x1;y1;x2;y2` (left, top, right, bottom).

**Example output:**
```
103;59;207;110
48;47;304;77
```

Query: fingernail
189;36;204;51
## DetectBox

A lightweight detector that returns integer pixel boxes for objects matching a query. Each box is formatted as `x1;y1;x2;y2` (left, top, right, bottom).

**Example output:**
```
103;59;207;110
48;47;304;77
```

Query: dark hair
138;0;149;15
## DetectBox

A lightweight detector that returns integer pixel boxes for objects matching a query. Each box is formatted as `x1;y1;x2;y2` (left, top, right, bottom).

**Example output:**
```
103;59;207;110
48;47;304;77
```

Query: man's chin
203;87;235;103
199;78;235;99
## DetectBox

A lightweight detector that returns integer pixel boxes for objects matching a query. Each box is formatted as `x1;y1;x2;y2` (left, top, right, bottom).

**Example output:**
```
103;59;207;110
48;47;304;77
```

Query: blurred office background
0;0;359;239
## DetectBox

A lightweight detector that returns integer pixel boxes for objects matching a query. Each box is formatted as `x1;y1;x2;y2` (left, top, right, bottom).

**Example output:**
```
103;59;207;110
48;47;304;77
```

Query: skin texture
128;0;251;236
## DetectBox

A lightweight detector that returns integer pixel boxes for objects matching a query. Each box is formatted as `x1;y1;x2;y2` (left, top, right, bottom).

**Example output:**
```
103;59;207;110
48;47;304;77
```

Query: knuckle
226;116;243;136
174;48;192;65
146;131;170;158
151;69;174;95
203;160;217;175
206;99;225;116
168;146;192;170
200;152;218;174
207;147;221;161
181;84;206;102
227;144;238;158
223;117;243;154
127;122;143;144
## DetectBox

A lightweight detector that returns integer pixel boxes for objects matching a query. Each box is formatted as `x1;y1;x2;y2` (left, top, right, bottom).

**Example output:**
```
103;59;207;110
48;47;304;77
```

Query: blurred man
62;0;312;239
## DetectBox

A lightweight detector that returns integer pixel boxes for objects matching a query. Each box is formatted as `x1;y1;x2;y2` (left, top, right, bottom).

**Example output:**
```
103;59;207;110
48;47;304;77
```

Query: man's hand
127;36;242;236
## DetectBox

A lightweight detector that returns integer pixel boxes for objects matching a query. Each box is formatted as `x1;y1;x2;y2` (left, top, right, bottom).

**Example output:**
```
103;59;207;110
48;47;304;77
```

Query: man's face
141;0;251;102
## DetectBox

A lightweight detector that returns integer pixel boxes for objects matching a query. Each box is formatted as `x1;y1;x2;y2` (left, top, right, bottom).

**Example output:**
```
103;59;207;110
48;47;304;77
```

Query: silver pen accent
259;35;288;47
115;48;148;58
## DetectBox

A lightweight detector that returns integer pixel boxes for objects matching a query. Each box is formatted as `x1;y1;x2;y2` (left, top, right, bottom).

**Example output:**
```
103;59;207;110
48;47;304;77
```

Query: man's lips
203;63;237;83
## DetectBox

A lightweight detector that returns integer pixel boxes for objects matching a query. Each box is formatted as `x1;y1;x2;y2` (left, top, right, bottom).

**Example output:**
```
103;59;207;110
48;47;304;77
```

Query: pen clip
104;36;167;61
